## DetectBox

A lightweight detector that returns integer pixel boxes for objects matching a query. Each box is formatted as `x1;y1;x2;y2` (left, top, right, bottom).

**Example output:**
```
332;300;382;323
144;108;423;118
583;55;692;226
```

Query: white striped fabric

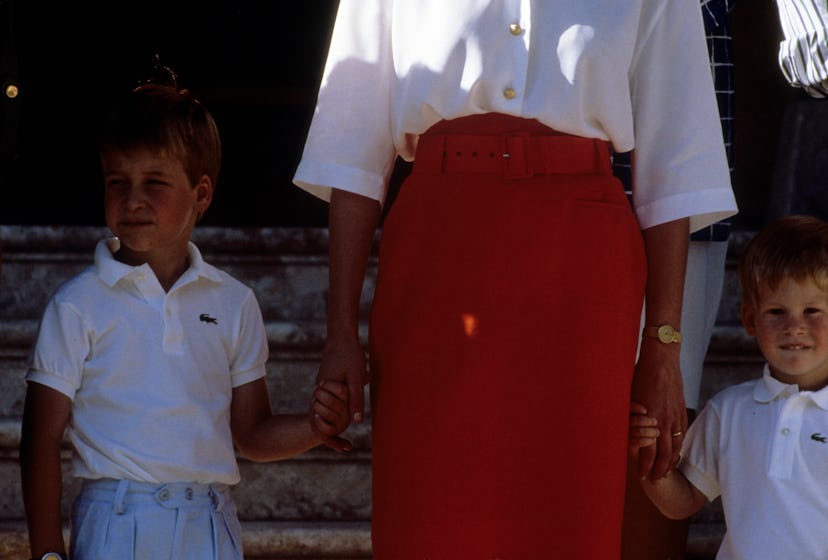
776;0;828;97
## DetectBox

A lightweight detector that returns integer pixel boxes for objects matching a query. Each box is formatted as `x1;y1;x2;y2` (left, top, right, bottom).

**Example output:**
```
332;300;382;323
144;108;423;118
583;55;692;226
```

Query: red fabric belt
414;131;612;178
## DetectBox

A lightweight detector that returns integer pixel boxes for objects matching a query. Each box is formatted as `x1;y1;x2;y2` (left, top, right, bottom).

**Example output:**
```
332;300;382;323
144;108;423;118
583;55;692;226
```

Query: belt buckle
501;132;533;180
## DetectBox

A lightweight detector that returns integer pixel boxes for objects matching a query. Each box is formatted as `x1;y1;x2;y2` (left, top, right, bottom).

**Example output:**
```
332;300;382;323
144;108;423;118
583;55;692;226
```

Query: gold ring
672;431;683;437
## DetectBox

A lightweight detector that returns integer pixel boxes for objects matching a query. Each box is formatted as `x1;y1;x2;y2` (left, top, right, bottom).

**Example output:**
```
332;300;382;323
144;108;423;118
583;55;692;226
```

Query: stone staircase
0;225;762;559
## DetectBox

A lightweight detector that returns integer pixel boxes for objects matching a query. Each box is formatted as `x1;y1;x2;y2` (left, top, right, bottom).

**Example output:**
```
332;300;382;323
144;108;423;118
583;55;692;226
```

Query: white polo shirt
294;0;737;232
680;365;828;559
27;239;268;485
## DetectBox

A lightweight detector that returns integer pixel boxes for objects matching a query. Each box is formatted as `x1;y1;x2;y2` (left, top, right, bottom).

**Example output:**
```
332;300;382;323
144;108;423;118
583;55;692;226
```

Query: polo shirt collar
94;238;224;288
753;363;828;410
177;241;224;285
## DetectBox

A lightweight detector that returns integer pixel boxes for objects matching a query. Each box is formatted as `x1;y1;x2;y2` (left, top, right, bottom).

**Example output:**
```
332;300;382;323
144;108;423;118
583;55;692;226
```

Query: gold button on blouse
509;23;522;36
503;87;517;100
5;83;19;99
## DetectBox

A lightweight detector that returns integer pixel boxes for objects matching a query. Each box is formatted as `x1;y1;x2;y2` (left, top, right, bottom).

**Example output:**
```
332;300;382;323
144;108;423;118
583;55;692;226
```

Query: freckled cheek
751;326;781;352
756;317;786;334
805;318;828;336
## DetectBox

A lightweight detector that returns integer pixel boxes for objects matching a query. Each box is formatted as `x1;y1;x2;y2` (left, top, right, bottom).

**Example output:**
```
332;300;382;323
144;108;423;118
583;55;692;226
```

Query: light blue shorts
70;479;243;560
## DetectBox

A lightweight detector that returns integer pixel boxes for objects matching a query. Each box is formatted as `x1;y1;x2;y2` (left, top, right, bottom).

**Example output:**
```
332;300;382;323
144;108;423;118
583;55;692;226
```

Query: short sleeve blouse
294;0;738;232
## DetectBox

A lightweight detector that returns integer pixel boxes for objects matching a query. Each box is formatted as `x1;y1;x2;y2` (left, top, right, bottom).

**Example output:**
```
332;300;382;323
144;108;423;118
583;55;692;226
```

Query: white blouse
294;0;738;232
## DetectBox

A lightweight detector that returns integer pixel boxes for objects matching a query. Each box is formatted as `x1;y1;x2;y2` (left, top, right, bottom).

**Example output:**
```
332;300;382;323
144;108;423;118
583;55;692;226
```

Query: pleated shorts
70;478;243;560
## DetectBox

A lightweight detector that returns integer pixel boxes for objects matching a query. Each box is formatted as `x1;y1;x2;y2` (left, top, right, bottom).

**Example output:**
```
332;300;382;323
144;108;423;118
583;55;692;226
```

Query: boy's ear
740;302;757;337
194;174;213;213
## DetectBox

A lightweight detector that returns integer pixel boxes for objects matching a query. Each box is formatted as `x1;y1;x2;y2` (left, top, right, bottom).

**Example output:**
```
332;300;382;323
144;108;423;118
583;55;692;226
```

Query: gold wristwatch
643;325;682;344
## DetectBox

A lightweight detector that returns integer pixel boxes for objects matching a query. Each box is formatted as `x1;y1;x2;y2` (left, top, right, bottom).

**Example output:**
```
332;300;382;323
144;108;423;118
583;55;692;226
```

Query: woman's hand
631;339;687;480
312;379;354;452
311;334;368;451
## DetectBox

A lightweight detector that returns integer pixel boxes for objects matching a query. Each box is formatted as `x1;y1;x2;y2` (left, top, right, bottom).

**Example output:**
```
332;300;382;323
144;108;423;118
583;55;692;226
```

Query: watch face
41;553;64;560
657;325;678;343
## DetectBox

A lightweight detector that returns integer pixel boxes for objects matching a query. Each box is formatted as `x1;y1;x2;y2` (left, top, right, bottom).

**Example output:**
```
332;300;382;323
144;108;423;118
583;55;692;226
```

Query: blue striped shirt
775;0;828;97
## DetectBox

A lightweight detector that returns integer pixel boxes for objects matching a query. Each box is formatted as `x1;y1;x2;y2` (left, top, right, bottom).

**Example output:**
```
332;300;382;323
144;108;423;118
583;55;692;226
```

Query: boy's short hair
739;215;828;309
100;82;221;188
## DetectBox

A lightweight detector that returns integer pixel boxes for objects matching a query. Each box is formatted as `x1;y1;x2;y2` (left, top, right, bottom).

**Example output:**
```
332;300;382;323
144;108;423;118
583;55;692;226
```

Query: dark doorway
1;0;339;227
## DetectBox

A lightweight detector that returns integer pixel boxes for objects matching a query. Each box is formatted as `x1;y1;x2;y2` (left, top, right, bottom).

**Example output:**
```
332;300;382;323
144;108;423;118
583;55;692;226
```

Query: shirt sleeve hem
24;369;77;400
293;160;387;204
679;461;720;502
231;365;267;389
635;188;738;232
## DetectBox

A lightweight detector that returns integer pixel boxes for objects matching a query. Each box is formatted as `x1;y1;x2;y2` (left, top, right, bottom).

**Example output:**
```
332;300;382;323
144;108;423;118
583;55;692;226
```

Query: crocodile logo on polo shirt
199;313;218;325
810;433;826;443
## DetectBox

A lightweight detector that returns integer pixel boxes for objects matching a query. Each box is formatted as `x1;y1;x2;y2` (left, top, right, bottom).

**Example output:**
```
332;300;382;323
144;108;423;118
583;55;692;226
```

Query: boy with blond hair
631;215;828;559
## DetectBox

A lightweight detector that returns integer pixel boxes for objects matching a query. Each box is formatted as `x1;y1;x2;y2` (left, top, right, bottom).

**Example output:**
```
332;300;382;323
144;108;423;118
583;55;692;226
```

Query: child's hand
312;380;353;452
629;402;659;457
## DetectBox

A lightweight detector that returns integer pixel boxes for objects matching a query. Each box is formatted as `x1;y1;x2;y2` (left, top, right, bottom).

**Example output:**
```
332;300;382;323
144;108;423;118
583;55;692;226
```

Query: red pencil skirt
369;114;647;559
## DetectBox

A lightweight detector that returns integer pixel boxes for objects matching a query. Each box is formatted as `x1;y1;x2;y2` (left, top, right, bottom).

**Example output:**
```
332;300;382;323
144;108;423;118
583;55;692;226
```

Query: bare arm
312;189;381;448
20;383;71;558
631;217;689;480
640;469;709;520
628;401;707;518
231;378;351;462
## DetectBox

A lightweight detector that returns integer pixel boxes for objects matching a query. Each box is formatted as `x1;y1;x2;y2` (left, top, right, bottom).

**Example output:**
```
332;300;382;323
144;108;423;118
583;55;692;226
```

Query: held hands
629;402;708;519
312;380;353;452
310;335;369;452
630;339;687;480
629;402;659;456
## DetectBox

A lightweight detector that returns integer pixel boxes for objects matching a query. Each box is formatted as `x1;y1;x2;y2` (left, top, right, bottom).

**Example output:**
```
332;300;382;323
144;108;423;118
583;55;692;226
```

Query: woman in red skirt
294;1;738;557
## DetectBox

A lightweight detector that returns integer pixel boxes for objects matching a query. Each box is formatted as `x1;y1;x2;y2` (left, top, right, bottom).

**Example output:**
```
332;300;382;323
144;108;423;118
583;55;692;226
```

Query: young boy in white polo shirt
630;215;828;559
19;76;351;560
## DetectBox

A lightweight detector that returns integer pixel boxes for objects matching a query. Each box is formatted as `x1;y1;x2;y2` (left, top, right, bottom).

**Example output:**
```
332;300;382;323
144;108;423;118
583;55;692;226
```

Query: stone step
0;520;373;559
0;521;725;559
0;419;372;521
